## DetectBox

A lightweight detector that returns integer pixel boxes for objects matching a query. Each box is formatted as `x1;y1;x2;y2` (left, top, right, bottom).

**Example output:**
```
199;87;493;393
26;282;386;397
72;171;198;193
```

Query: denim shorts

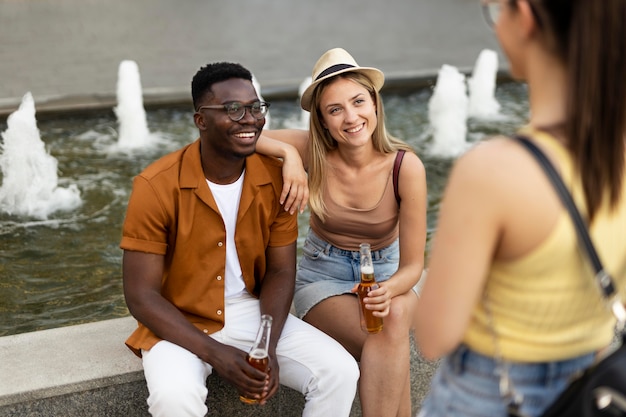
293;230;399;319
417;344;595;417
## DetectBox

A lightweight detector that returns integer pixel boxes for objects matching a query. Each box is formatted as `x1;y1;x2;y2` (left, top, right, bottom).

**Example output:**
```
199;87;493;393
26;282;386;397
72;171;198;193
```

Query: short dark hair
191;62;253;111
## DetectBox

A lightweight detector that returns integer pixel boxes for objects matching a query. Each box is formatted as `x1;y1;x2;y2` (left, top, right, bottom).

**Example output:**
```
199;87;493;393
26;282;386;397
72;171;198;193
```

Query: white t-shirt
207;171;246;299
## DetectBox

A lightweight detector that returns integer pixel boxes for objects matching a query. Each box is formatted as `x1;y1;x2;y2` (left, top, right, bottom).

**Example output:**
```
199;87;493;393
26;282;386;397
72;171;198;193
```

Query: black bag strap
393;150;405;206
513;135;625;324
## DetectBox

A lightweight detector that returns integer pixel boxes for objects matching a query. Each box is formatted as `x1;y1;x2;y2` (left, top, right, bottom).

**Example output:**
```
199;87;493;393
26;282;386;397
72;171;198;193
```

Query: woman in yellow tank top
415;1;626;416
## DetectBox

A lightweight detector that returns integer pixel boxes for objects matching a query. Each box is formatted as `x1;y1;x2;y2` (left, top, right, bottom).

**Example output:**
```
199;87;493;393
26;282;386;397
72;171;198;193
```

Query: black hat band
315;64;356;81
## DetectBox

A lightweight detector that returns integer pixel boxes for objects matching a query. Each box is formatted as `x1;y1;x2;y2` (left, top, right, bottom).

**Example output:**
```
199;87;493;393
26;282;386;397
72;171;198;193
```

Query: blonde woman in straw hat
257;47;427;417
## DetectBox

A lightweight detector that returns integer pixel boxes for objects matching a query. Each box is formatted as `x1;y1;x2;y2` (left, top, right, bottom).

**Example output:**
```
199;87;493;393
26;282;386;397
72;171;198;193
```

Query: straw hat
300;48;385;112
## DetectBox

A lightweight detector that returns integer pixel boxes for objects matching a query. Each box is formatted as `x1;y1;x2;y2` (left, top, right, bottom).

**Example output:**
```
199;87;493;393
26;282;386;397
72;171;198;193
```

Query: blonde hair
307;72;414;222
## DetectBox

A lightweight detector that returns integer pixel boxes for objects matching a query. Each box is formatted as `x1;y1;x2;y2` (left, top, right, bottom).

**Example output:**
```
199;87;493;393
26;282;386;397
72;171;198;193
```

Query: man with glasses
120;62;359;417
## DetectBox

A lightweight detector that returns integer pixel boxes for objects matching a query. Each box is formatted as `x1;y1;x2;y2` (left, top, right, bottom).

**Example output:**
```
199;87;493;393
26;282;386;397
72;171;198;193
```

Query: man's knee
147;380;208;417
324;347;360;386
341;355;360;384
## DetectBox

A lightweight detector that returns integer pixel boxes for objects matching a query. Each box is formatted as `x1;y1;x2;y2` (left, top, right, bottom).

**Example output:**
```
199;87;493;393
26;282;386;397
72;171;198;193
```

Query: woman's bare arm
257;129;310;213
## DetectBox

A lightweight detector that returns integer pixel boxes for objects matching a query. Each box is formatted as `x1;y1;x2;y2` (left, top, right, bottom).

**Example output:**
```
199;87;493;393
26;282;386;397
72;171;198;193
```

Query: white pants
142;294;359;417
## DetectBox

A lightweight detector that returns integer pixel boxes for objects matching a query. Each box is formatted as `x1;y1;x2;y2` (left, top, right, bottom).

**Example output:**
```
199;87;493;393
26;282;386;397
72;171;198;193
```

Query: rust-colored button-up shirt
120;139;298;356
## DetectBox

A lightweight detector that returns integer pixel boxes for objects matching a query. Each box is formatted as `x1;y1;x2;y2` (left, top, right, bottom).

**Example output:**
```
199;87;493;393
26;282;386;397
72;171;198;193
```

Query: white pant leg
140;296;260;417
142;340;212;417
276;315;360;417
220;295;359;416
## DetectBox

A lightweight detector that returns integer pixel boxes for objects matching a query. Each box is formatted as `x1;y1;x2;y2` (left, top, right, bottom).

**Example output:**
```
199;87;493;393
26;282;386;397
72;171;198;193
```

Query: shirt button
203;329;208;333
217;276;222;281
217;242;223;247
217;310;222;315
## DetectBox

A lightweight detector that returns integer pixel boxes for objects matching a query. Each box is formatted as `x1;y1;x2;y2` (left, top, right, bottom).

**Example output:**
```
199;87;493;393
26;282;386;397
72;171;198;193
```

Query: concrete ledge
0;317;143;407
0;317;309;416
0;315;437;416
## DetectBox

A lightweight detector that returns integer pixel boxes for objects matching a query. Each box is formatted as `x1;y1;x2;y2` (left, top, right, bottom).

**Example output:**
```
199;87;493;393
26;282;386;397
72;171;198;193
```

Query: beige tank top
310;165;399;251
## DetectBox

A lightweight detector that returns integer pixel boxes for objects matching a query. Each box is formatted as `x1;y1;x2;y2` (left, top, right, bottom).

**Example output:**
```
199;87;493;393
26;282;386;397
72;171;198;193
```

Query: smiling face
194;77;265;160
317;76;378;149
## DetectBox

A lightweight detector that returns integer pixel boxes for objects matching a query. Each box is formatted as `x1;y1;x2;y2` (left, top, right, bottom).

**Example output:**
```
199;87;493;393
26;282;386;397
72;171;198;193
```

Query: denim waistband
306;230;397;261
448;344;595;383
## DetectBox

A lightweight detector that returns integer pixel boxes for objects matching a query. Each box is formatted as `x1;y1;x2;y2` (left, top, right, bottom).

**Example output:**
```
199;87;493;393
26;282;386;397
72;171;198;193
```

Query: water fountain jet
281;77;312;130
114;60;156;150
428;64;469;157
0;92;82;219
298;76;312;128
468;49;501;119
252;74;271;129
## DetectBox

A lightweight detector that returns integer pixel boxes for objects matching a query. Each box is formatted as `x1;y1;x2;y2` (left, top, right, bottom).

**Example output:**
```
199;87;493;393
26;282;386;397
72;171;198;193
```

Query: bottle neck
360;270;376;283
252;316;272;350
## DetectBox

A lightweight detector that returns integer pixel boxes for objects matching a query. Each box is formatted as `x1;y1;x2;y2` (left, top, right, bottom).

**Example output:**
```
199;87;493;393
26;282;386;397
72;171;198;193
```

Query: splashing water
281;76;312;130
467;49;501;119
114;60;155;149
252;74;271;129
298;76;312;128
428;64;469;157
0;92;82;219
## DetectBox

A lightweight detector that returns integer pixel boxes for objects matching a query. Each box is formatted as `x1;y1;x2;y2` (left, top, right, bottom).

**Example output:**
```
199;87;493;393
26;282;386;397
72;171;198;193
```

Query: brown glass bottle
357;243;383;333
239;314;272;404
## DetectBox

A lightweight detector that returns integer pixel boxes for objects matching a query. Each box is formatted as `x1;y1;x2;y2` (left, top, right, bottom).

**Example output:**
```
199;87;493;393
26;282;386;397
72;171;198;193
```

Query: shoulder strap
393;150;406;206
513;135;625;324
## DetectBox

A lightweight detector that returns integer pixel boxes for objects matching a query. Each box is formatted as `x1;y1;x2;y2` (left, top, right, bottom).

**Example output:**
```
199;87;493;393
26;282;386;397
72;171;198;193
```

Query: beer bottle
357;243;383;333
239;314;272;404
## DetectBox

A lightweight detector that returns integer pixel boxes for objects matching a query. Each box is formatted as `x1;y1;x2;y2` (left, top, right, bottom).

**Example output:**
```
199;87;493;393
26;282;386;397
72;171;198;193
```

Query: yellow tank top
463;129;626;362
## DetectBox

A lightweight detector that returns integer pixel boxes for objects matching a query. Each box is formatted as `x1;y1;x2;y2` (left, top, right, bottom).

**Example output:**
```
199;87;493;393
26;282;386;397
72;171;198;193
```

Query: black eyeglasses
196;101;270;122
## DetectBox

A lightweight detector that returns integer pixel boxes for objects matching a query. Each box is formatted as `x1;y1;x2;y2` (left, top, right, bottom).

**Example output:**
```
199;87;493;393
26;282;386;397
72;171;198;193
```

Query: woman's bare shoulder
442;136;542;209
454;135;528;176
398;150;426;179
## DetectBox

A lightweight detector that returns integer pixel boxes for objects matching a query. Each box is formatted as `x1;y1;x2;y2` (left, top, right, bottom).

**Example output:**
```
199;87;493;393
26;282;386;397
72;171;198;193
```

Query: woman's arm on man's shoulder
256;129;310;214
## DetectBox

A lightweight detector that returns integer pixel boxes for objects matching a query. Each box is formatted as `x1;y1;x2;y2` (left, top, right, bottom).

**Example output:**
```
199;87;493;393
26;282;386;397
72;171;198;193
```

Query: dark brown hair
534;0;626;220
